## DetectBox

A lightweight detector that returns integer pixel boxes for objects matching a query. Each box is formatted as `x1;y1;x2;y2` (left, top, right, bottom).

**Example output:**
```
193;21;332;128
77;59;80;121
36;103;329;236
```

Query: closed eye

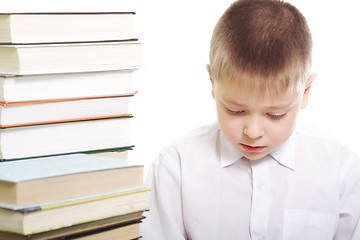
267;113;287;120
226;108;244;115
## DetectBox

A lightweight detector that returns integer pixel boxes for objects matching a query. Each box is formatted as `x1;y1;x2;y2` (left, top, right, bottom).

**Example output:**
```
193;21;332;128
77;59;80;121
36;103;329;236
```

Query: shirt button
257;183;264;190
258;237;264;240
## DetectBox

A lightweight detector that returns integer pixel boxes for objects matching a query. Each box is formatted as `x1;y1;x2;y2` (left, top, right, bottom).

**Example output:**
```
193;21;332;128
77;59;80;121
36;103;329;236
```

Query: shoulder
295;123;349;152
295;123;339;143
294;123;360;173
154;122;219;164
165;122;219;152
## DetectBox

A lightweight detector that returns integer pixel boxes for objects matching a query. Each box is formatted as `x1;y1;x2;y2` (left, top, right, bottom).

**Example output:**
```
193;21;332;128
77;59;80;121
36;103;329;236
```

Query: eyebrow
265;103;294;111
224;99;297;111
265;100;299;111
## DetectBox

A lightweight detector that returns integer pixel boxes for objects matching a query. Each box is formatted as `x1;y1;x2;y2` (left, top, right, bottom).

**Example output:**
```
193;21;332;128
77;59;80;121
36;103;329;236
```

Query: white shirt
140;122;360;240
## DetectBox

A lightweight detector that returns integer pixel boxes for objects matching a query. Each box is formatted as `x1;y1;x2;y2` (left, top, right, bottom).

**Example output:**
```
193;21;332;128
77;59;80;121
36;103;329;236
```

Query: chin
242;151;269;161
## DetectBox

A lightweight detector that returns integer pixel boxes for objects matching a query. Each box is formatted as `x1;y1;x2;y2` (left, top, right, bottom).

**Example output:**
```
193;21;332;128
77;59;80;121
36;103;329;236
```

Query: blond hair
209;0;312;97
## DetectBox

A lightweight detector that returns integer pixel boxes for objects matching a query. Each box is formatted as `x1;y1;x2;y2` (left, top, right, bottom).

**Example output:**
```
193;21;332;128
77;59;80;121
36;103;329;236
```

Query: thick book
0;41;142;75
0;186;149;235
0;153;144;206
0;116;133;160
0;70;136;103
0;12;136;44
0;94;135;128
0;211;144;240
69;222;141;240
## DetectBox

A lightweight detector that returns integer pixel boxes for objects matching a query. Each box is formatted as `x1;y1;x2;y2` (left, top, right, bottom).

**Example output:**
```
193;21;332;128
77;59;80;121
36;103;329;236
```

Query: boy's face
208;66;314;160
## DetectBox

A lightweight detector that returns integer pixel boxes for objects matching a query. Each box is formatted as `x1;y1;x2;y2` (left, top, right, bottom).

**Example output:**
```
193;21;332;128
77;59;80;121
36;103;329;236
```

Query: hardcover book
0;186;149;235
0;70;136;103
0;153;144;206
0;94;135;128
0;12;136;44
0;41;142;75
0;117;133;160
0;211;144;240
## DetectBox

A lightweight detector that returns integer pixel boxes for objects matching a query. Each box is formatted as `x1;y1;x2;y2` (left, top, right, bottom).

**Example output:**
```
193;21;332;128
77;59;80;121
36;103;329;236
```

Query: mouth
240;143;266;153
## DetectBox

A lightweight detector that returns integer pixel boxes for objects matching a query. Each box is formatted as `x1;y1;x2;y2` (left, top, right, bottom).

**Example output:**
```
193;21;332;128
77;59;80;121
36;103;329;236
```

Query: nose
243;116;265;139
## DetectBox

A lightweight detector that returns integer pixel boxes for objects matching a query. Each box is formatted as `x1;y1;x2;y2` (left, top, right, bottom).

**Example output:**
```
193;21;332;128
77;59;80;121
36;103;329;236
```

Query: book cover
0;41;142;75
0;187;150;235
68;222;140;240
0;153;144;206
0;94;136;128
0;211;144;240
0;12;136;44
0;69;136;103
0;153;140;184
0;116;133;160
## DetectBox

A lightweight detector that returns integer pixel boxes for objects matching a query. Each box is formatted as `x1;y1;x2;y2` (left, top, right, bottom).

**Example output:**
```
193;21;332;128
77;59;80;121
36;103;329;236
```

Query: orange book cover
0;94;135;106
0;114;133;128
0;95;134;128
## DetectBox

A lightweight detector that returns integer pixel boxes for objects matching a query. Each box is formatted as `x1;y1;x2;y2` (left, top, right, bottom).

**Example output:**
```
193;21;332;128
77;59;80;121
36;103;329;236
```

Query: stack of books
0;12;142;160
0;12;148;239
0;154;148;240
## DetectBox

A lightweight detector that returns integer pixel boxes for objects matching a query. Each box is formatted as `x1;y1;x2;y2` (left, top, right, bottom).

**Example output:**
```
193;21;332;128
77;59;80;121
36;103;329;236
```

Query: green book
0;117;133;161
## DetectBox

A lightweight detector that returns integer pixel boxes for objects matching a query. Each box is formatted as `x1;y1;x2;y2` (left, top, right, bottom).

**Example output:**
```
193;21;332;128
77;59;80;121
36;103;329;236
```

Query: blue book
0;153;144;207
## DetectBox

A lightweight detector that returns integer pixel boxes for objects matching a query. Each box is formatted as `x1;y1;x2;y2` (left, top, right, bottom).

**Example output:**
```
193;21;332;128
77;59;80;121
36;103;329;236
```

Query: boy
140;0;360;239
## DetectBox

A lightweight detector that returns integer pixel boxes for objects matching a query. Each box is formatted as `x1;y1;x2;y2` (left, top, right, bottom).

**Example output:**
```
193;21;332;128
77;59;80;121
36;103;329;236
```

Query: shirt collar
270;130;296;171
220;131;243;168
219;128;296;170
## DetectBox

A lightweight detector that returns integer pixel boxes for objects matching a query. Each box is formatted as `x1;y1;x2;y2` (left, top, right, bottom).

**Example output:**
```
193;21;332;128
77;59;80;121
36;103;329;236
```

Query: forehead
215;79;301;108
215;68;304;98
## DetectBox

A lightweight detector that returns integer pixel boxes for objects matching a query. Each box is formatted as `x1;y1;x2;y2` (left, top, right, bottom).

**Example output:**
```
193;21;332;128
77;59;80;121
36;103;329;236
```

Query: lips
240;143;265;152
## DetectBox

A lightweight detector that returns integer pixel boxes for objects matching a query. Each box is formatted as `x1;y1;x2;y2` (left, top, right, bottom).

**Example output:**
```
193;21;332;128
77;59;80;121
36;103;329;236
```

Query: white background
3;0;360;173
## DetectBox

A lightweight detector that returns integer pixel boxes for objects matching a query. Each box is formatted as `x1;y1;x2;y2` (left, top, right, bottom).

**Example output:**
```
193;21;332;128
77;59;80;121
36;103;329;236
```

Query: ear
301;73;316;109
206;64;215;99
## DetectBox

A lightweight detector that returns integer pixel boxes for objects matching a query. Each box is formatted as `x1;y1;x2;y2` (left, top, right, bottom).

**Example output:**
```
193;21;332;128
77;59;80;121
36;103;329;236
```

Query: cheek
217;115;243;142
268;125;288;142
267;118;296;144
